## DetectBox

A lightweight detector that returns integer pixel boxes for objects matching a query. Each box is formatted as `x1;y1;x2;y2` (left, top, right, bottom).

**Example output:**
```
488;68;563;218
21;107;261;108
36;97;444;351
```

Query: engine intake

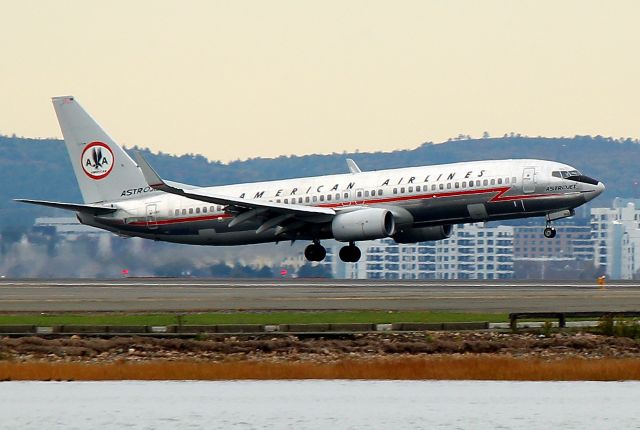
393;224;453;243
331;208;395;242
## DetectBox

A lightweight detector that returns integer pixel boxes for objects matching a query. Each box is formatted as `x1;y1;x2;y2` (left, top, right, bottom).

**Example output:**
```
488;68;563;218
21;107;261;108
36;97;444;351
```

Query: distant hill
1;134;638;230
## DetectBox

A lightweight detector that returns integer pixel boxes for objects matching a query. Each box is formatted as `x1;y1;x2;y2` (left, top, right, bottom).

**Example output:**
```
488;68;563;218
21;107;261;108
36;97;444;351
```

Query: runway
1;279;640;313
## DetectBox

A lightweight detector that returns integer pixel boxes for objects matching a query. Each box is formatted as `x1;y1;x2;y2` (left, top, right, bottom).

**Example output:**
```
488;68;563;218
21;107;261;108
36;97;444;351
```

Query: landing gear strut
339;242;361;263
543;222;557;239
304;241;326;262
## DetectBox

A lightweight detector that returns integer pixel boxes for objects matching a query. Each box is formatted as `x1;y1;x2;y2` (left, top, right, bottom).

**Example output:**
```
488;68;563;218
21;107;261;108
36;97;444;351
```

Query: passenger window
415;185;420;192
276;199;281;203
490;179;495;185
182;209;187;215
483;179;488;186
439;184;444;190
344;192;349;199
455;182;459;188
431;184;436;191
476;180;481;187
284;198;288;204
497;178;502;184
305;196;310;203
401;187;405;193
175;209;179;216
336;193;341;200
189;208;193;214
408;186;413;193
378;189;383;196
365;190;369;197
313;196;317;202
298;197;302;204
327;194;332;201
210;206;215;212
203;207;207;213
319;195;324;202
393;188;398;194
446;183;451;189
196;207;201;214
505;178;510;184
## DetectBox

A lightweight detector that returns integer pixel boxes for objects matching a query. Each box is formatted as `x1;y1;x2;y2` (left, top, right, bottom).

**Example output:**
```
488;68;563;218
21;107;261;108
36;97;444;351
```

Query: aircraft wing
14;199;117;215
133;152;335;221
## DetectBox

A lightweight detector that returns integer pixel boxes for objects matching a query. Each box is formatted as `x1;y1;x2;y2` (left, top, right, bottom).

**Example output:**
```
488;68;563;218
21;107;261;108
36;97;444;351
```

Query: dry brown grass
2;357;640;381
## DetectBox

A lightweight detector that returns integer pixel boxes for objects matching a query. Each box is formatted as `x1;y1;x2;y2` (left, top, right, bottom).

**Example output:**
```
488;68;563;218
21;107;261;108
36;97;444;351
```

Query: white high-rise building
591;198;640;279
328;223;514;280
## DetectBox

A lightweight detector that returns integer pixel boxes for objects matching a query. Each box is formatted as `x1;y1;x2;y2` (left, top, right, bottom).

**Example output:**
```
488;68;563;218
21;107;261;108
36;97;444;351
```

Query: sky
2;1;640;162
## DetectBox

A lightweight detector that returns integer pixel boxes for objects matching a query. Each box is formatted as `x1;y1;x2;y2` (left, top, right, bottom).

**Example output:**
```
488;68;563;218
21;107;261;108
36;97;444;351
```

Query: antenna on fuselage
346;159;362;174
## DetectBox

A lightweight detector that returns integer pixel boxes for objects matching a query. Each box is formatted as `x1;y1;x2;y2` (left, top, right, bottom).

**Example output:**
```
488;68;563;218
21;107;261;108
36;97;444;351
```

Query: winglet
346;158;362;174
133;151;173;191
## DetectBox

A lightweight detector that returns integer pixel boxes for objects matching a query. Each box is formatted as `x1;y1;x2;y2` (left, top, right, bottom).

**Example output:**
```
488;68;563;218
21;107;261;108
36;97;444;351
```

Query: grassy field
0;311;508;326
2;357;640;381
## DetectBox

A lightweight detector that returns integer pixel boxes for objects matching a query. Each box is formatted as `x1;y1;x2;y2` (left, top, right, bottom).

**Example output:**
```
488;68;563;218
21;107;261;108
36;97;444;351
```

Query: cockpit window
552;171;562;178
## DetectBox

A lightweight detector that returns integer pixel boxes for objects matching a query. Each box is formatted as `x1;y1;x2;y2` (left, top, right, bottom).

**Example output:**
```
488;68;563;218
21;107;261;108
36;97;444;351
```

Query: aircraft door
522;167;536;194
146;203;158;229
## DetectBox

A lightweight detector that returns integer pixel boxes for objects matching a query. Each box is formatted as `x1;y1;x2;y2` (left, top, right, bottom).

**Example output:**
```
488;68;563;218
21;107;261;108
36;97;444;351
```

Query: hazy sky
2;1;639;162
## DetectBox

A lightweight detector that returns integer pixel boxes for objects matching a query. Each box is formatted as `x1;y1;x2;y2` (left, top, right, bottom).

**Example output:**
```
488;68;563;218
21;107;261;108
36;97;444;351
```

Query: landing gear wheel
543;227;556;238
339;244;361;262
304;243;326;261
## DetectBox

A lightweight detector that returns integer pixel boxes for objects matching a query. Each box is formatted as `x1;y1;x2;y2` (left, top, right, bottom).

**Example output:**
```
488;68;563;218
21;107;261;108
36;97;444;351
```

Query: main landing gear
339;242;361;263
303;241;362;262
304;241;326;262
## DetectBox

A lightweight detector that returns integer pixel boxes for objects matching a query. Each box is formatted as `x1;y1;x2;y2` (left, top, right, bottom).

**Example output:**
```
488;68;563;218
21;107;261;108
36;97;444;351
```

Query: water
0;380;638;429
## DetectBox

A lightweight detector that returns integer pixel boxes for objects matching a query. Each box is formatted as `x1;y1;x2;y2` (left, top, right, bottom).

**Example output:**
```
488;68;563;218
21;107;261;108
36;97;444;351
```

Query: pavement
0;278;639;313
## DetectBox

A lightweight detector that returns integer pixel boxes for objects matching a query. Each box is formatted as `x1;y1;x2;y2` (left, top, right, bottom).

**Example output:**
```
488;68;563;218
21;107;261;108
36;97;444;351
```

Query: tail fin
52;96;154;203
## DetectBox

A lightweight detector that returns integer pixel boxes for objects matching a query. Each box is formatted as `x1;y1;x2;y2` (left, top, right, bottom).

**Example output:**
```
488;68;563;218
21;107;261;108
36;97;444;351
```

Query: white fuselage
80;158;604;245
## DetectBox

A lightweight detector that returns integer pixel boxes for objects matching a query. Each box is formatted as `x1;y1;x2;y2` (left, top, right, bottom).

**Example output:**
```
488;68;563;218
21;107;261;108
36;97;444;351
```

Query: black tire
305;244;326;261
339;245;361;262
339;246;352;262
543;227;556;239
304;244;317;261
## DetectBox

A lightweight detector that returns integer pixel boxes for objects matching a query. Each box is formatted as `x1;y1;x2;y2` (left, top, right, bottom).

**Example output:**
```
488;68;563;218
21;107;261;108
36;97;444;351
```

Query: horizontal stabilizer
14;199;117;215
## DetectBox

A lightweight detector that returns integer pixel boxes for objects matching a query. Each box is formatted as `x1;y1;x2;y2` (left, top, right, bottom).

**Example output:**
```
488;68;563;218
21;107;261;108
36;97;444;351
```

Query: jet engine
331;208;395;242
393;224;453;243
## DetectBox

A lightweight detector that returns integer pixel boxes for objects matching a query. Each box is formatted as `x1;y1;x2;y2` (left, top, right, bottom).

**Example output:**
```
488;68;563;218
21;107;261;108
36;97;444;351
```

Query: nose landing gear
339;242;361;262
543;222;557;239
304;241;326;262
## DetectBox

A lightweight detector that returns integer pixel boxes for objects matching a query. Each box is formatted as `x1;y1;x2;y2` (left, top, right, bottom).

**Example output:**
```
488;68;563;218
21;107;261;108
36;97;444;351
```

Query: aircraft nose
584;181;605;202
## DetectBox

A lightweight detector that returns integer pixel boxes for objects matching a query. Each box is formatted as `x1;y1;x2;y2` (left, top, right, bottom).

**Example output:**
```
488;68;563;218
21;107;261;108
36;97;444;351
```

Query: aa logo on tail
81;142;114;180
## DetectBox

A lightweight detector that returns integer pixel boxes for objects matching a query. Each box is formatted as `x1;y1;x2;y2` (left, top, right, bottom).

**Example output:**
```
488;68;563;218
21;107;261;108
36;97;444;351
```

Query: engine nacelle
331;208;395;242
393;224;453;243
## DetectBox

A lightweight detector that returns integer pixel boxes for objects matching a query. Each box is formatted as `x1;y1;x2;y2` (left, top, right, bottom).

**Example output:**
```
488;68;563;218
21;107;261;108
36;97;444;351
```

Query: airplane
17;96;605;263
